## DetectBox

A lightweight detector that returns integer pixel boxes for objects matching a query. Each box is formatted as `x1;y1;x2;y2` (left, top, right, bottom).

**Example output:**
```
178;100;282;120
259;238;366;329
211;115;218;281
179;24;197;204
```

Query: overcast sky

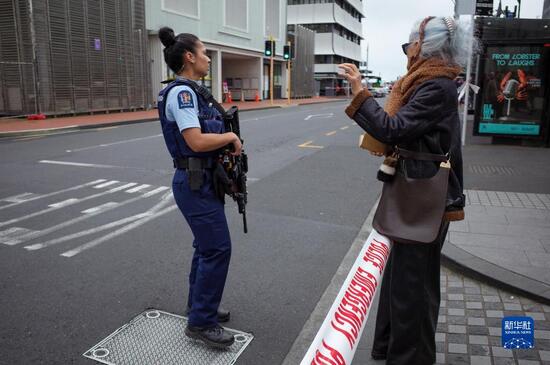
362;0;546;81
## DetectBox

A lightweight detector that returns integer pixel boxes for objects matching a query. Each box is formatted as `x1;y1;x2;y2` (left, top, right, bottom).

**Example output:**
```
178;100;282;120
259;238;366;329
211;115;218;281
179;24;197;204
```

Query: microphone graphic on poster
501;79;519;120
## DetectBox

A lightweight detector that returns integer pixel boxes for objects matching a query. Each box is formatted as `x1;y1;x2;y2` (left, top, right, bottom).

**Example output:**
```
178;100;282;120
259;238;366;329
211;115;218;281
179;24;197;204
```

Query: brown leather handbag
372;148;450;244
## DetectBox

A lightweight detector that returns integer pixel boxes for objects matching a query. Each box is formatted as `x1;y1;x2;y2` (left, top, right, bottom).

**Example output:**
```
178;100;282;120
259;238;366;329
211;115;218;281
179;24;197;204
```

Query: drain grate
83;310;253;365
468;165;516;176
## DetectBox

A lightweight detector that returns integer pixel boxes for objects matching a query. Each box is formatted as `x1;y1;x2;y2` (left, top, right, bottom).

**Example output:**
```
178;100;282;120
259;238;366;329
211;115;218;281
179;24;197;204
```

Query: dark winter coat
345;77;465;219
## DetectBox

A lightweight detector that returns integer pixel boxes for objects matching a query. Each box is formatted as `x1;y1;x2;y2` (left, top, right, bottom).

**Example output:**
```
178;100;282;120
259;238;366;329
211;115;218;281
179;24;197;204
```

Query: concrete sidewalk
0;96;349;138
443;122;550;305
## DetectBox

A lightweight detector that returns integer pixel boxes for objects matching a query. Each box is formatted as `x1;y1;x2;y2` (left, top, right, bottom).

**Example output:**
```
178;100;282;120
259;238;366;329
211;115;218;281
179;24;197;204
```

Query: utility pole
286;41;291;104
28;0;40;114
461;14;474;146
270;35;274;106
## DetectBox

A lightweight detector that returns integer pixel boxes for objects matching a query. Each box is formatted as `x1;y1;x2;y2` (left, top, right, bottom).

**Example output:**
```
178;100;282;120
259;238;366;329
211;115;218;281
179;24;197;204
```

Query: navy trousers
372;221;450;365
172;169;231;328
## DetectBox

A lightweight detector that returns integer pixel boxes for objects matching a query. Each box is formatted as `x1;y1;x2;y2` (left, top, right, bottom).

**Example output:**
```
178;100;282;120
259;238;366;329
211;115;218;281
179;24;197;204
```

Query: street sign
455;0;494;15
476;0;494;16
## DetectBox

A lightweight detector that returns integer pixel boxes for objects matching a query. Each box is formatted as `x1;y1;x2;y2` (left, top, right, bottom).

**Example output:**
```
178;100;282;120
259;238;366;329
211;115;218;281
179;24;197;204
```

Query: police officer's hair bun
159;28;200;74
159;27;176;48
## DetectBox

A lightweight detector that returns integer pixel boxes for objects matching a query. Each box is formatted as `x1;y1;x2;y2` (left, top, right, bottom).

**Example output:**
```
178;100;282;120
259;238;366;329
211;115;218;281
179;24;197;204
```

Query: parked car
369;87;385;98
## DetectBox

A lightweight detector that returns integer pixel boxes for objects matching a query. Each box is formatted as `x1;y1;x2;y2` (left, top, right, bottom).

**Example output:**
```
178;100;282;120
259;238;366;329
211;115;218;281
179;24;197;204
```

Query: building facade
287;0;364;95
146;0;288;103
0;0;149;117
544;0;550;19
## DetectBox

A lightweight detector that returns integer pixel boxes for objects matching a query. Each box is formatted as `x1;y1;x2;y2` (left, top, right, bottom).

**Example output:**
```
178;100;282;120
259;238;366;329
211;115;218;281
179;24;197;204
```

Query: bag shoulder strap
396;147;448;162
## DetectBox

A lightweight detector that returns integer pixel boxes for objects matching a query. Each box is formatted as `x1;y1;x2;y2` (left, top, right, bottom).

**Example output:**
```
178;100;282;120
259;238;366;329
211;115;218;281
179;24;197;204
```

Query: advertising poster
478;45;548;136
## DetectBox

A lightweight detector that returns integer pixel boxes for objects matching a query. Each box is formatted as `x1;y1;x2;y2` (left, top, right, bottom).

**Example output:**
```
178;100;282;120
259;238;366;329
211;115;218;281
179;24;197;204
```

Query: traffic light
283;45;291;60
264;40;274;57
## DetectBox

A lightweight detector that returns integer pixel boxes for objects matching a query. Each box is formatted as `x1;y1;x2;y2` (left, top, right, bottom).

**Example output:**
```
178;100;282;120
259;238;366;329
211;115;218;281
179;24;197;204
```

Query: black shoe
371;351;387;360
185;306;230;323
185;325;235;349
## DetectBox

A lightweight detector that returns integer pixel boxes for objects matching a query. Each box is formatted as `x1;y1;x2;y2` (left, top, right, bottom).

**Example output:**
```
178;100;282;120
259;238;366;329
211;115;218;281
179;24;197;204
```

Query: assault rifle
189;81;248;233
221;106;248;233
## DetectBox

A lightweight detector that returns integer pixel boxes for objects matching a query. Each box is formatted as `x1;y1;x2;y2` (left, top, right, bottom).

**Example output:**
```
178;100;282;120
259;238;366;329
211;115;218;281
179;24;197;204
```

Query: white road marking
1;188;170;246
39;160;119;169
65;134;162;153
48;198;79;208
24;213;148;251
1;193;41;203
0;227;33;237
60;194;176;257
0;182;137;228
0;179;106;212
325;131;337;136
142;186;170;197
61;205;177;257
298;140;324;149
304;113;333;121
93;180;120;189
0;227;40;245
81;202;119;214
125;184;151;193
340;126;349;130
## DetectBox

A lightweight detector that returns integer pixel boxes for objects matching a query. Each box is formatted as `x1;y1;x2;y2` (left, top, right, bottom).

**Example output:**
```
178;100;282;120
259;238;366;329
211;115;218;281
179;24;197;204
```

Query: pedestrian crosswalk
0;179;176;258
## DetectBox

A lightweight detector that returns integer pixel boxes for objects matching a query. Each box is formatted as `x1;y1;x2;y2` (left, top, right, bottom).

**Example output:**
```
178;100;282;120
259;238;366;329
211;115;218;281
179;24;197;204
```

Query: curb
441;242;550;305
0;118;159;139
281;198;380;365
0;100;349;139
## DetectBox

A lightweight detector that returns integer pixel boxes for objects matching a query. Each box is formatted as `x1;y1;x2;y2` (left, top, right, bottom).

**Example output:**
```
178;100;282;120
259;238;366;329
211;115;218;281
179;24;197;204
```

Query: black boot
185;307;230;323
185;325;235;349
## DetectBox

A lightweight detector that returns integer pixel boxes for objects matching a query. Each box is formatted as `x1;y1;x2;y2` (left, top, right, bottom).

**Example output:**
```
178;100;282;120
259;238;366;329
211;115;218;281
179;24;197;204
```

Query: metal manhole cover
83;309;254;365
468;165;516;175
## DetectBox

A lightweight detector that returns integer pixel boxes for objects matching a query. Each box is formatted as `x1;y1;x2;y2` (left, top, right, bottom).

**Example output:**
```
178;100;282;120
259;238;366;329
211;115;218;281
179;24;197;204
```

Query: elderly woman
339;16;472;364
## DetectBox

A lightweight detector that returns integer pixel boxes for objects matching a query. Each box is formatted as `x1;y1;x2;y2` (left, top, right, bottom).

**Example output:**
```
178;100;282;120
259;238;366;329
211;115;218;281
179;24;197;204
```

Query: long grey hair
409;17;477;68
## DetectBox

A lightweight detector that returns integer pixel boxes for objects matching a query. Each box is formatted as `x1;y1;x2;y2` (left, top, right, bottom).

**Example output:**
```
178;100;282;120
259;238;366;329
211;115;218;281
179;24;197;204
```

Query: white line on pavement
93;180;120;188
304;113;334;121
48;198;79;208
125;184;151;193
1;188;171;246
39;160;119;169
24;213;148;251
61;205;177;257
0;182;137;228
81;202;119;214
0;179;106;212
65;134;163;153
1;193;41;203
60;193;176;257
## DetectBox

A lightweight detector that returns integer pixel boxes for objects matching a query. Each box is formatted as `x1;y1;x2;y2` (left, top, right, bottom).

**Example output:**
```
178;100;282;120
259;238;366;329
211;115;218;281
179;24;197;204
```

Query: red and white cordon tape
300;229;392;365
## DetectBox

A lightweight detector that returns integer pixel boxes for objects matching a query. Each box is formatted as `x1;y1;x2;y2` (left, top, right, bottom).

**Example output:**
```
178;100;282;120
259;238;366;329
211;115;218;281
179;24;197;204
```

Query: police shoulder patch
177;89;194;109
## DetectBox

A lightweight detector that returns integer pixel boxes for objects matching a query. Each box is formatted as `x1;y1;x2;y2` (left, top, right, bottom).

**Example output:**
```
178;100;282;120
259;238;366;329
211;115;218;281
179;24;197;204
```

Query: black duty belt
173;157;216;170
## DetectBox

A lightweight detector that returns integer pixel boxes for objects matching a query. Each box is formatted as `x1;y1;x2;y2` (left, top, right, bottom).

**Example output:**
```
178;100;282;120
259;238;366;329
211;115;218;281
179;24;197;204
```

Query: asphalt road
0;100;385;364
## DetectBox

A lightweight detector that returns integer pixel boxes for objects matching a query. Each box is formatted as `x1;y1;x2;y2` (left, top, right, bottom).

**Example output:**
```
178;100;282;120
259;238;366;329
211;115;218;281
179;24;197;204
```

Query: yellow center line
325;131;337;136
298;140;324;149
340;126;349;130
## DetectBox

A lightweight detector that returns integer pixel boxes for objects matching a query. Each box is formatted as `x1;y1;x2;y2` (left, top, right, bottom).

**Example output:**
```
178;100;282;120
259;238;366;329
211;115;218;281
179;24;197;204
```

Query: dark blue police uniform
158;77;231;328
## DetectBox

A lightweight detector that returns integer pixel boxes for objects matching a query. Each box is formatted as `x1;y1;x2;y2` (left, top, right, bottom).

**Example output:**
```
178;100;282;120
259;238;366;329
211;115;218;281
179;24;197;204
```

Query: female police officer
157;27;241;349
